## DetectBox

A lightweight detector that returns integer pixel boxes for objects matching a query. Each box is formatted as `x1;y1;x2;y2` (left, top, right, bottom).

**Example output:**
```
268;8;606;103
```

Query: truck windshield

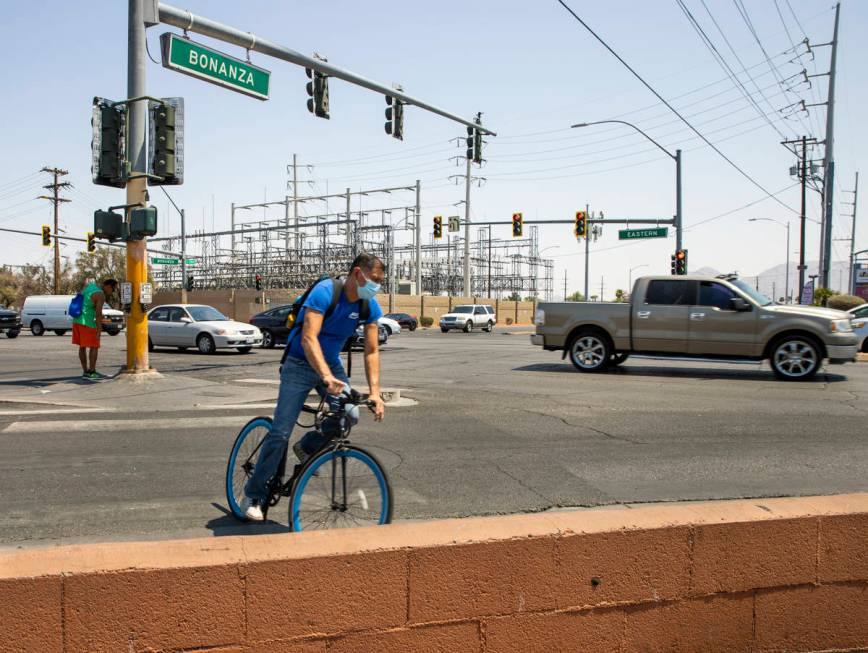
453;306;473;314
730;280;773;306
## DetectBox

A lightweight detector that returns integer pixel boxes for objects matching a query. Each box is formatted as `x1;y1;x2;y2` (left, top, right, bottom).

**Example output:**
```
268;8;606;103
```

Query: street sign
618;227;668;240
160;33;271;100
448;216;460;233
152;257;180;265
184;258;198;266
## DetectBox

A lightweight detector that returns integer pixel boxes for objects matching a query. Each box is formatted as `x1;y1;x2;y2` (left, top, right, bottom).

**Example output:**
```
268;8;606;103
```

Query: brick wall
1;494;866;652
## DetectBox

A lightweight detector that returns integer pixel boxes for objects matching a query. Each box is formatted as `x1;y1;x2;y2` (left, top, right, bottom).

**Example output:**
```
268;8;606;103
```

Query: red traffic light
676;250;686;260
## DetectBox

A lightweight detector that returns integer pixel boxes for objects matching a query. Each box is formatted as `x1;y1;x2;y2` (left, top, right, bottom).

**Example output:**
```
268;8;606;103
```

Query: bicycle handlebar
299;388;376;416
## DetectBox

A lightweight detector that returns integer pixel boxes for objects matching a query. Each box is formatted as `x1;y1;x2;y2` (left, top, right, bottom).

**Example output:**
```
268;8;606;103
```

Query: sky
1;0;865;300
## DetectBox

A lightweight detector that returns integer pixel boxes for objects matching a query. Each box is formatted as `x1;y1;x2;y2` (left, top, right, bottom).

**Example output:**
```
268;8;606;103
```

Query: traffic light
41;225;51;247
149;98;184;185
512;212;523;238
466;126;475;161
473;127;482;164
675;249;688;275
186;275;194;292
255;273;263;291
91;98;126;188
384;96;404;140
670;253;677;275
574;211;587;238
86;232;96;253
306;68;330;119
433;215;443;239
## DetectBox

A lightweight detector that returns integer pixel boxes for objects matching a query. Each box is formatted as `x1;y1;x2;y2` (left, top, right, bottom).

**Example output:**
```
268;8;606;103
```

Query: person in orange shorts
72;279;118;380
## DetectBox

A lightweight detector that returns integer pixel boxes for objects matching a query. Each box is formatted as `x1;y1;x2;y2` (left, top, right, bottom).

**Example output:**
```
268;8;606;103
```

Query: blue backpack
68;293;84;318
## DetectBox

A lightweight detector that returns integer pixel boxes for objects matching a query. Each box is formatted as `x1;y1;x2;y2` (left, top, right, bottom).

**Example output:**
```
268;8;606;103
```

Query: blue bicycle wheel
289;445;392;531
225;416;273;520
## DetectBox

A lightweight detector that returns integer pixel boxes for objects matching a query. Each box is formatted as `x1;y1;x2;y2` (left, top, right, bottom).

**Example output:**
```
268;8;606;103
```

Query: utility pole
180;208;187;303
564;270;568;301
487;226;492;297
600;276;604;302
820;2;841;288
38;167;70;294
462;154;471;297
583;204;591;301
844;172;859;294
126;0;149;372
782;136;818;294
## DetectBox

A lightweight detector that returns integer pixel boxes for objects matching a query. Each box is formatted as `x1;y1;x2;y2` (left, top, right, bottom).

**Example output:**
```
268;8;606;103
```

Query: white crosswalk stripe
2;415;259;434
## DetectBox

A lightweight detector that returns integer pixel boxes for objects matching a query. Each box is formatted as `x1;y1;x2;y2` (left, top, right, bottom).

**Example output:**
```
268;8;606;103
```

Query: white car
439;304;497;333
377;316;402;335
848;304;868;352
21;294;125;336
147;304;262;354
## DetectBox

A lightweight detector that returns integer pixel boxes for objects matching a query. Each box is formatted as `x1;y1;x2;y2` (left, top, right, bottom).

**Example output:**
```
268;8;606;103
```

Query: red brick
245;550;407;639
184;645;325;653
756;584;868;651
820;514;868;582
409;537;556;622
624;595;754;653
691;518;816;594
484;609;623;653
0;577;62;653
64;565;244;652
555;527;691;608
330;622;479;653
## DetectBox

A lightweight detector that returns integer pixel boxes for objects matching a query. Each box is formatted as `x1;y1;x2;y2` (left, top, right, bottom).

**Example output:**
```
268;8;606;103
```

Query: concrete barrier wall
152;290;538;325
2;494;866;652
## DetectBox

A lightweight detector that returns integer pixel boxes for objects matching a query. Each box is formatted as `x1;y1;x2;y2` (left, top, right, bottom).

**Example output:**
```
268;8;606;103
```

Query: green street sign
618;227;669;240
152;257;180;265
184;258;198;266
160;33;271;100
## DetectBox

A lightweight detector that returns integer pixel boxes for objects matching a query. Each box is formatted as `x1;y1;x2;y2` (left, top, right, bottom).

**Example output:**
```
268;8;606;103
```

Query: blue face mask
357;271;381;300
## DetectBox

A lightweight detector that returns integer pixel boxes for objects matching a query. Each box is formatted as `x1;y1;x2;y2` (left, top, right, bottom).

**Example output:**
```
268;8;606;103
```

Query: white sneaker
240;496;265;521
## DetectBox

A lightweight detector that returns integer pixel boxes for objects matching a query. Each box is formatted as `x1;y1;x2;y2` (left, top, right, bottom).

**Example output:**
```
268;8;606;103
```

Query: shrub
827;294;865;311
506;317;514;325
420;316;434;327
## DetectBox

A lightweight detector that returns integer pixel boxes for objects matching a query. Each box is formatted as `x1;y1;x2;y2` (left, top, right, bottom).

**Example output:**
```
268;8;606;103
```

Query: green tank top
74;282;101;328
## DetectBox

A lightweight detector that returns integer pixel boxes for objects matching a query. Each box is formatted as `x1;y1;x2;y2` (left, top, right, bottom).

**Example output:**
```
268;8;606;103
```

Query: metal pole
388;227;395;312
180;208;187;303
463;156;471;297
583;204;590;300
798;136;807;297
564;270;567;301
414;180;421;294
821;2;840;288
487;226;492;298
675;149;683;255
230;202;236;257
293;154;300;253
126;0;149;372
283;193;289;256
52;170;61;294
849;172;859;294
785;221;790;303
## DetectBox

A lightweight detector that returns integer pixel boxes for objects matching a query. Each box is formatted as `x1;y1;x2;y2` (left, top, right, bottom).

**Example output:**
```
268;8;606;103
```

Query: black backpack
280;276;370;376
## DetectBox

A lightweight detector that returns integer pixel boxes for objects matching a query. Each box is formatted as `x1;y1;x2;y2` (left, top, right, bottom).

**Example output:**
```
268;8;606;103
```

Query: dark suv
0;307;21;338
384;312;418;331
249;304;293;348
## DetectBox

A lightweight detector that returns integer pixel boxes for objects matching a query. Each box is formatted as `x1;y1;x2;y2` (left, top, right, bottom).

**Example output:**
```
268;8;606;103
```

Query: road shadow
512;362;849;383
205;502;289;537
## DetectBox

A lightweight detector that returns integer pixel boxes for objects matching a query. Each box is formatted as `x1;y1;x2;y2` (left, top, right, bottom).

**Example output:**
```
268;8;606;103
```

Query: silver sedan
147;304;262;354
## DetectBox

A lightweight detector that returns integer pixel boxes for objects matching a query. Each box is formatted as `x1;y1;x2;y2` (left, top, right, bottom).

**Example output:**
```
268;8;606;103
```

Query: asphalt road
1;327;866;547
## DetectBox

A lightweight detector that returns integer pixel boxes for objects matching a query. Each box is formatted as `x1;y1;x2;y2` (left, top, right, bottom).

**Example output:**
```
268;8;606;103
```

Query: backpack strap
281;277;340;365
326;278;343;321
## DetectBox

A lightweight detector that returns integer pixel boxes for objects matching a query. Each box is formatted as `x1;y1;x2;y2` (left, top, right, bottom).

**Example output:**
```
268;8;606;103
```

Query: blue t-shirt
287;278;382;364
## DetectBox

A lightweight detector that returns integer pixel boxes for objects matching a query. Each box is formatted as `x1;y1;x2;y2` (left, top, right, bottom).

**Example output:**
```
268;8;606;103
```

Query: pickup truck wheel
440;327;449;333
6;329;20;339
54;329;67;336
770;336;820;381
610;353;629;366
485;321;494;332
463;320;473;333
569;332;611;372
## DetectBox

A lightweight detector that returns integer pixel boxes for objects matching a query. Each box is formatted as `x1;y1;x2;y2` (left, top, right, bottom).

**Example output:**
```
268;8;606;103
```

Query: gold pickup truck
531;275;858;381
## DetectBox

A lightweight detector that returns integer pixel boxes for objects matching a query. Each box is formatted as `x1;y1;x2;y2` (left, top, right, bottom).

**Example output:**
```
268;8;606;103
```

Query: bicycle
225;387;393;531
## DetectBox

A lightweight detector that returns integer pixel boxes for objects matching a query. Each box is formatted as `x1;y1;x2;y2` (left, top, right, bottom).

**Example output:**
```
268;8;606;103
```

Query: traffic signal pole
463;155;472;296
675;149;683;254
126;0;150;373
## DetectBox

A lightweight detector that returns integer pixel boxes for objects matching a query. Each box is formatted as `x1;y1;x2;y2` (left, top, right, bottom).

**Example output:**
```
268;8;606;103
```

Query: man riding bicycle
241;252;386;521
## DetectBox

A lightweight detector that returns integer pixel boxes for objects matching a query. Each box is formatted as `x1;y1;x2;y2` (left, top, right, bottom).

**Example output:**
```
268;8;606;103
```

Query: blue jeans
244;355;349;502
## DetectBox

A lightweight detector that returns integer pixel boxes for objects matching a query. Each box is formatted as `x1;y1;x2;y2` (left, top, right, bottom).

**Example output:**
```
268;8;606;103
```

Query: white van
21;295;125;337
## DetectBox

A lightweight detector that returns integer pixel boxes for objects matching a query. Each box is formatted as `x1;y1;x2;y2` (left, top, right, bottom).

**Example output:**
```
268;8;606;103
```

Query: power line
554;0;798;215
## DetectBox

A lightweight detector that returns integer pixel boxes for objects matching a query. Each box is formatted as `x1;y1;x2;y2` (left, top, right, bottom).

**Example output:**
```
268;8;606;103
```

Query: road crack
519;408;647;444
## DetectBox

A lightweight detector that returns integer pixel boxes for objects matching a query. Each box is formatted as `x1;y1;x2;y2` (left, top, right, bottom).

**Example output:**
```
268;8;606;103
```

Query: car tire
30;320;44;336
237;346;253;354
410;323;417;332
148;337;155;352
7;329;20;339
197;333;216;355
769;334;821;381
54;329;67;336
485;320;494;333
610;353;630;366
261;329;275;349
384;325;393;336
106;329;120;336
440;327;448;333
463;320;472;333
568;330;612;373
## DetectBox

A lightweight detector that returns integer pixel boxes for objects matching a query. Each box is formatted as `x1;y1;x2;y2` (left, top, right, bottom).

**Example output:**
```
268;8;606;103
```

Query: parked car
378;316;402;335
532;275;858;381
439;304;497;333
147;304;262;354
385;312;418;331
0;307;21;338
348;323;388;350
249;303;293;348
848;303;868;352
21;295;125;336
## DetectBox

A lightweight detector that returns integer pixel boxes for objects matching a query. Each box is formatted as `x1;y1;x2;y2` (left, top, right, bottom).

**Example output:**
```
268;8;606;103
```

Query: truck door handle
637;311;651;319
690;312;706;320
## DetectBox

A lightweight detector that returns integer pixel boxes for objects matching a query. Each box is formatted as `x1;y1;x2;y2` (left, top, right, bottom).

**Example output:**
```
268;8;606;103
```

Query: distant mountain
752;260;852;301
692;266;722;277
